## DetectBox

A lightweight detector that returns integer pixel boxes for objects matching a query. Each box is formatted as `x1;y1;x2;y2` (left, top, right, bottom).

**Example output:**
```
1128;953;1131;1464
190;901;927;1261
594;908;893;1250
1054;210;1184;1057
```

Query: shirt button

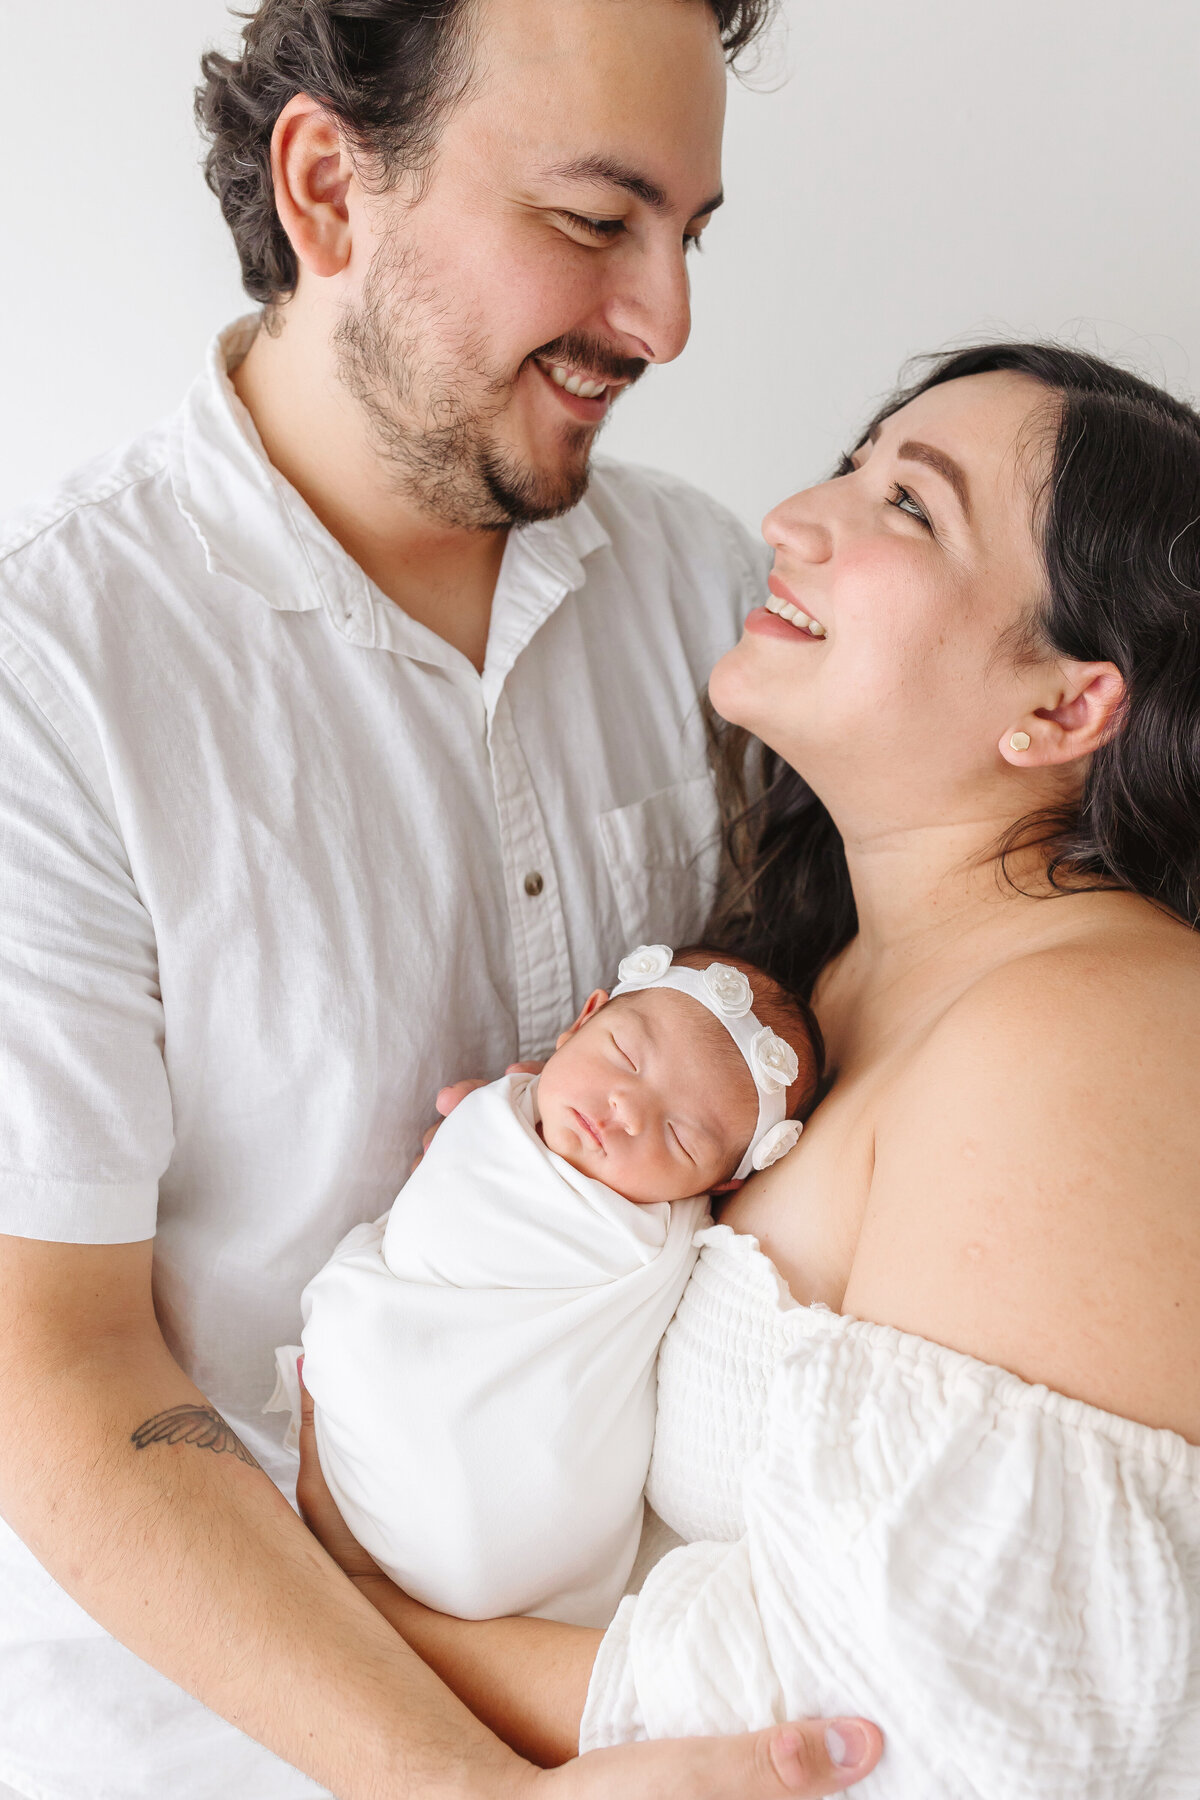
524;872;545;898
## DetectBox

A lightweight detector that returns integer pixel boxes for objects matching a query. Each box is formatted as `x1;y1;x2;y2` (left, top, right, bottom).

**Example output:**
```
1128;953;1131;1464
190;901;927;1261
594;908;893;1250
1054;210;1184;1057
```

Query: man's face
333;0;727;528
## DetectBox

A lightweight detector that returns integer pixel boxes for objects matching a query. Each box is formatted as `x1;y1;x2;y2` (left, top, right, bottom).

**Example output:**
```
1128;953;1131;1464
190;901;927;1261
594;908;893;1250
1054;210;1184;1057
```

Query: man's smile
531;356;629;422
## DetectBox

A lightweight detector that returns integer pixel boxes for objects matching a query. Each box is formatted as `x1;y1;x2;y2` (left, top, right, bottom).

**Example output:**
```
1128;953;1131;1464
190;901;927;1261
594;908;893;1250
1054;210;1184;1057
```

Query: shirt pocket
596;776;722;951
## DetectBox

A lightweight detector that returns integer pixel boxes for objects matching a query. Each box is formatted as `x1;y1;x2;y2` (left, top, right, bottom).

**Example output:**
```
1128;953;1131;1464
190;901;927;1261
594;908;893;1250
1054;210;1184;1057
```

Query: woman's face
709;371;1062;824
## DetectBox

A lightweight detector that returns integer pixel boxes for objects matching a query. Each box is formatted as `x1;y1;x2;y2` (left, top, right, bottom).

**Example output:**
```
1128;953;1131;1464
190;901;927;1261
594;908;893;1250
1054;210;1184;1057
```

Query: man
0;1;880;1795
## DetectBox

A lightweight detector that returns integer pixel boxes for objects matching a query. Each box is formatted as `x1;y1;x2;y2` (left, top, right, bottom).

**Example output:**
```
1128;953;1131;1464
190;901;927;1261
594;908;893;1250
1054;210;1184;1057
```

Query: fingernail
825;1721;871;1771
296;1354;305;1382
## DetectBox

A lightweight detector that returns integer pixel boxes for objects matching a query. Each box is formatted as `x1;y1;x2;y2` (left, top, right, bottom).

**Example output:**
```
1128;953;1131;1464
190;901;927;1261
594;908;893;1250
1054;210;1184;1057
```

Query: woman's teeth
765;593;826;637
543;362;609;399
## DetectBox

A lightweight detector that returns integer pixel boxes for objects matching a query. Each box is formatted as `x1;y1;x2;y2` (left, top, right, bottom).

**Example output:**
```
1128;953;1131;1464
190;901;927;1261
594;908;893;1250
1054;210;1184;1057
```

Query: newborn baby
269;944;819;1627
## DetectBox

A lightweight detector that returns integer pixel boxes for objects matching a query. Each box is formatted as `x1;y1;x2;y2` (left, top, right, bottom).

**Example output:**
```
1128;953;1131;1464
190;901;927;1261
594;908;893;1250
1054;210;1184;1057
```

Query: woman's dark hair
708;343;1200;997
196;0;776;309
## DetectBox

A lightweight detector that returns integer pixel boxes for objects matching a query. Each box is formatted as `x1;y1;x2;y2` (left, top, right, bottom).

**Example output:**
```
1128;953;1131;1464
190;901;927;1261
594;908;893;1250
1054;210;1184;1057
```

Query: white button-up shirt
0;319;765;1799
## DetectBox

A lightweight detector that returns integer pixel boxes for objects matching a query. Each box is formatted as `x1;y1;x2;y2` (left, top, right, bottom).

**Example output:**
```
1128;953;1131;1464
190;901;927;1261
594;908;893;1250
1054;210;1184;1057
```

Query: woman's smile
767;575;827;635
744;602;828;643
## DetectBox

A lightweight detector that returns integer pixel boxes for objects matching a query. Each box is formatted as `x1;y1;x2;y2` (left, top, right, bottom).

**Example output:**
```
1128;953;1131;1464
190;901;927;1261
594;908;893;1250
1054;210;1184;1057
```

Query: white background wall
2;0;1198;531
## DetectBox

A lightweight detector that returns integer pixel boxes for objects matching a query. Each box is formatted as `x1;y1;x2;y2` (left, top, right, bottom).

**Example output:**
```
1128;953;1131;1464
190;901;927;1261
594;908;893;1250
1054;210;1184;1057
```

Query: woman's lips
744;605;825;642
765;576;826;636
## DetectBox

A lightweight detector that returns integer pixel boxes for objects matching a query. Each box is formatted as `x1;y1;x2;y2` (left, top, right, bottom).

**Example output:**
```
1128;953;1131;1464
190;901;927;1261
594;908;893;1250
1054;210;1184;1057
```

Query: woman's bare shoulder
964;890;1200;1014
843;896;1200;1440
916;891;1200;1085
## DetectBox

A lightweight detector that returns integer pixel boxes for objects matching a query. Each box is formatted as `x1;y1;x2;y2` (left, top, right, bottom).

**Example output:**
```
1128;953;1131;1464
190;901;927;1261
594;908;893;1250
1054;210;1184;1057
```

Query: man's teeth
549;364;608;399
765;593;826;637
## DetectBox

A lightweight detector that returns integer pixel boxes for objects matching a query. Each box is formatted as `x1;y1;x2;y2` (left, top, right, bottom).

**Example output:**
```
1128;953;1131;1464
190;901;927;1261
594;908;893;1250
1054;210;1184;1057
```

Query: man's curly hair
196;0;776;309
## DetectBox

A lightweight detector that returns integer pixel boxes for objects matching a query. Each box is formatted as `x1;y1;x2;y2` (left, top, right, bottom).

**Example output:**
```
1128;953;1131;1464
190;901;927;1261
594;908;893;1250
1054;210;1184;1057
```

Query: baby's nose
611;1083;646;1135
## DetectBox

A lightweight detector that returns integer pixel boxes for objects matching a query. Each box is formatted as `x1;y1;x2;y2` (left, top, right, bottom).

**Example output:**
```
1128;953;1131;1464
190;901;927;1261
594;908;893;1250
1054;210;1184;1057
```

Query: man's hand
542;1720;882;1797
415;1063;545;1167
296;1352;882;1796
295;1357;381;1581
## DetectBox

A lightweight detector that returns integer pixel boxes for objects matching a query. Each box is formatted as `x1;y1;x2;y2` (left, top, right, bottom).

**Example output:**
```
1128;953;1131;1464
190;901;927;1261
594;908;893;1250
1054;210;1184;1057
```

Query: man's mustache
530;333;648;387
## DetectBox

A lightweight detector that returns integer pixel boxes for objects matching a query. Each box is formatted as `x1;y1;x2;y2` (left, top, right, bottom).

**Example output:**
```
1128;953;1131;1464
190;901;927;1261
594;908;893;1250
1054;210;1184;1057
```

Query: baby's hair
614;944;824;1120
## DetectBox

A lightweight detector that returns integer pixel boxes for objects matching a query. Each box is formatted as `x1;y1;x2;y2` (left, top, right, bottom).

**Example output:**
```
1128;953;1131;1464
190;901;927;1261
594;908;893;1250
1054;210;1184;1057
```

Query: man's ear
999;661;1125;769
270;94;357;280
553;989;610;1050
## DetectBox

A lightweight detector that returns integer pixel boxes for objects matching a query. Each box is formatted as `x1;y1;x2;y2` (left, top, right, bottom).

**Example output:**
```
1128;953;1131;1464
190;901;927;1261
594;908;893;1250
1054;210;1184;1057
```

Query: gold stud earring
1009;731;1031;752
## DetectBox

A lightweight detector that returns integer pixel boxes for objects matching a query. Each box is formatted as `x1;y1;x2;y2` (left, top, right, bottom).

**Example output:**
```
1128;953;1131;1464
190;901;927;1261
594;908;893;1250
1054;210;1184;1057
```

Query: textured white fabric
581;1225;1200;1798
0;319;762;1798
281;1074;706;1625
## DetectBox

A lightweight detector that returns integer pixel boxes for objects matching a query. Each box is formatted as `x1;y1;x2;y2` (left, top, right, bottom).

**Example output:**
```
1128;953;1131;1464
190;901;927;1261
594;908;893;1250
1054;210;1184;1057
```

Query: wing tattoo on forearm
131;1405;262;1471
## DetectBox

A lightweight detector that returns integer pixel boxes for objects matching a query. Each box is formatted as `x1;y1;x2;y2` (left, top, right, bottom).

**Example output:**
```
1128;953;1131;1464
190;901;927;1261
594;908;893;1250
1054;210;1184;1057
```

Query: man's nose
600;241;692;368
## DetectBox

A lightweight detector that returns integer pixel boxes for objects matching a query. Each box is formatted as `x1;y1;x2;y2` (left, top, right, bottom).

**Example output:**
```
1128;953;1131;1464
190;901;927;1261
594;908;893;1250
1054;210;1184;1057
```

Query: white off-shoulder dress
580;1225;1200;1798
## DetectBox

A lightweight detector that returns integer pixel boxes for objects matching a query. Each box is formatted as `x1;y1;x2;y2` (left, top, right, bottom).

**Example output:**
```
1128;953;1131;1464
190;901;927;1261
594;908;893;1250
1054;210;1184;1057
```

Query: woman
300;343;1200;1797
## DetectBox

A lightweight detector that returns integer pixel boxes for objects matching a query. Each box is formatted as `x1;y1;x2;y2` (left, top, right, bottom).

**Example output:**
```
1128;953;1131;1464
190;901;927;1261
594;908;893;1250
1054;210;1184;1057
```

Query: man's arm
294;1370;883;1792
0;1234;532;1800
1;1235;879;1800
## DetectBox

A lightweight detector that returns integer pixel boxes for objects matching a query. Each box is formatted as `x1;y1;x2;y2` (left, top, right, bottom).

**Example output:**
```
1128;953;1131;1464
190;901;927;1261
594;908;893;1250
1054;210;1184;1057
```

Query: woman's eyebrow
541;155;724;222
895;439;973;523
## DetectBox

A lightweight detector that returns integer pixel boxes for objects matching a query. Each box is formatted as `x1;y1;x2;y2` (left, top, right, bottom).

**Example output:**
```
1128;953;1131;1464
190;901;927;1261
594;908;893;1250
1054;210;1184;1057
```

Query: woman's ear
553;989;610;1049
1000;661;1126;769
270;94;357;281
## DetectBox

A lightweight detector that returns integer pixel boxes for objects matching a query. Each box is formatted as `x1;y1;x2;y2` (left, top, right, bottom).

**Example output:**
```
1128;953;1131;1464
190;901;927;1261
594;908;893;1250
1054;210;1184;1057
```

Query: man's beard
333;235;645;530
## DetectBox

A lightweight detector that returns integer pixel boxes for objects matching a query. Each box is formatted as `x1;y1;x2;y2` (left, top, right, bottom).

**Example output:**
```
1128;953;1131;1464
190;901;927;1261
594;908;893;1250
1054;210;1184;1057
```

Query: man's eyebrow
542;156;724;220
896;439;973;522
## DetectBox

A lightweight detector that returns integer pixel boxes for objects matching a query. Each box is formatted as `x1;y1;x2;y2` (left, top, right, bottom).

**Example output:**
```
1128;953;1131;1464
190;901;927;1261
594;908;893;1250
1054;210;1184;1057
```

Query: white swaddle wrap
271;1073;706;1626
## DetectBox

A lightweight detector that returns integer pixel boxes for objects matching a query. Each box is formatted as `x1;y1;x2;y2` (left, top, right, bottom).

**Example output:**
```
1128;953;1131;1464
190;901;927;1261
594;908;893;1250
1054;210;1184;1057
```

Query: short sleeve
580;1308;1200;1797
0;647;172;1242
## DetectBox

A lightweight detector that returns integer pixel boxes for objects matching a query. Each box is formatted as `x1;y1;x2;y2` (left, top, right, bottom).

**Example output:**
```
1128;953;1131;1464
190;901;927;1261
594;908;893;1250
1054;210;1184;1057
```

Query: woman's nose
762;496;834;565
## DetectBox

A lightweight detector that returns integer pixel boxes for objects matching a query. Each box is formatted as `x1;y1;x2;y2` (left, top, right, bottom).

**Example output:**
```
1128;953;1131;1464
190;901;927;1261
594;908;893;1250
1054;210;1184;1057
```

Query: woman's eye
683;231;705;255
834;452;859;478
888;483;930;527
561;213;625;243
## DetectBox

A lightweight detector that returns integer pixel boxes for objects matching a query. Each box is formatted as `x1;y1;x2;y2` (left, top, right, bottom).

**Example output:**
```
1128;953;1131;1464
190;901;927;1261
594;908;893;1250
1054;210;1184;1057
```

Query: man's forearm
353;1576;601;1769
0;1240;528;1800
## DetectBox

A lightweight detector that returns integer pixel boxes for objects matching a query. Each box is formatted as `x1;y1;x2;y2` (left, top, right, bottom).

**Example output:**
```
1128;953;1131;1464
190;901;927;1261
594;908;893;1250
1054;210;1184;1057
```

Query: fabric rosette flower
702;963;754;1018
751;1118;804;1172
617;944;673;986
750;1026;800;1094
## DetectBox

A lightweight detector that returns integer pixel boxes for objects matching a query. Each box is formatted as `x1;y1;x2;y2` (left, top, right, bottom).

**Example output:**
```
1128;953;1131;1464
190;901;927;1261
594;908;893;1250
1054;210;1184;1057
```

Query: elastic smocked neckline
696;1221;1200;1479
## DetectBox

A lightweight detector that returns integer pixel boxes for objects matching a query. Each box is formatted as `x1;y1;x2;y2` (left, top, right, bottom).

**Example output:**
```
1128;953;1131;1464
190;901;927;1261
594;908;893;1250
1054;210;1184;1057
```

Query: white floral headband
611;944;804;1180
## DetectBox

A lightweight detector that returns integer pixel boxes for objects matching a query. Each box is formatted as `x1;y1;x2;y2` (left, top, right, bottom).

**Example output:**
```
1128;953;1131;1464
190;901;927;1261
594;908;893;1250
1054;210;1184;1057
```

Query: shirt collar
168;318;611;675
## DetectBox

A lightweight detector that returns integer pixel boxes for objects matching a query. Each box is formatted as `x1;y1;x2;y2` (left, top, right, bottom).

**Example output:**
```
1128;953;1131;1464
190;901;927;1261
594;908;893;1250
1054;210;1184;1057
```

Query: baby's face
536;988;759;1204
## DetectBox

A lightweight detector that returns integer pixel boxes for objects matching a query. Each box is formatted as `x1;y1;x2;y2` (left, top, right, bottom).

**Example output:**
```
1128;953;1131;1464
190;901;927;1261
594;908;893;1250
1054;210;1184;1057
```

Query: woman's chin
708;639;777;733
707;645;749;726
